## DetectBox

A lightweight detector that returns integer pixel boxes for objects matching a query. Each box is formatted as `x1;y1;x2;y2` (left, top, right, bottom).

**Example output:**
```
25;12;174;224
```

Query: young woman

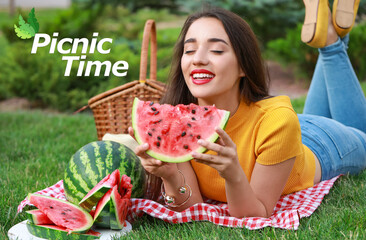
129;1;366;218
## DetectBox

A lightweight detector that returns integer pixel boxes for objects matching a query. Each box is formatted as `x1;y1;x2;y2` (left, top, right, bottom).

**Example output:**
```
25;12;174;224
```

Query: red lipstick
190;69;215;85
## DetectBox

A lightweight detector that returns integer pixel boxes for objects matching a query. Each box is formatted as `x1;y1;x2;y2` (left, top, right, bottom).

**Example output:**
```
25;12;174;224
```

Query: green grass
1;85;366;239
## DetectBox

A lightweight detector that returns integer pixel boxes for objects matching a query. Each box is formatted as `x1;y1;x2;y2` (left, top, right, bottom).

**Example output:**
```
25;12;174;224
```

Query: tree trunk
9;0;15;17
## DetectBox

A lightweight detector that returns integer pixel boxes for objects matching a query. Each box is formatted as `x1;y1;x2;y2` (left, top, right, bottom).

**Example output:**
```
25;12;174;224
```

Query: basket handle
139;19;157;83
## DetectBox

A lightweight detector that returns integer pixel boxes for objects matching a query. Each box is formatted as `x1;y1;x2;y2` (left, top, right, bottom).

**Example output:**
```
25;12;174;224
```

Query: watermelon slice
79;169;121;211
131;97;230;162
26;209;54;225
26;222;100;240
93;175;132;229
28;193;94;233
110;177;132;230
93;188;112;228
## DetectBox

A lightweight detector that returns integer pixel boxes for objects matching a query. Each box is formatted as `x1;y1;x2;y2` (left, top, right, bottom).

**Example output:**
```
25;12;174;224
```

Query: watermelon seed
149;102;154;106
192;117;196;121
61;212;66;215
151;107;157;111
148;132;152;136
187;123;192;127
181;131;186;137
154;111;160;115
153;119;162;124
49;206;53;209
204;107;208;111
197;135;201;139
183;145;189;149
192;109;196;114
157;136;161;141
156;142;160;147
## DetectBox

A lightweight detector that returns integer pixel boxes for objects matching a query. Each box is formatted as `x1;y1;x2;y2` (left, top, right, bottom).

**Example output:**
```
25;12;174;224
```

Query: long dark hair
161;7;269;105
146;8;270;201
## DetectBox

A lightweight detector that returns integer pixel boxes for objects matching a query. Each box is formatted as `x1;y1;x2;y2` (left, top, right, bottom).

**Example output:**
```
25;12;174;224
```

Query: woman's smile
191;69;215;85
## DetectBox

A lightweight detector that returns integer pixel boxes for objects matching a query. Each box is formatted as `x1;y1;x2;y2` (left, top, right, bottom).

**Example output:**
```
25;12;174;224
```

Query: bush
265;24;318;80
266;21;366;81
0;6;179;112
348;23;366;80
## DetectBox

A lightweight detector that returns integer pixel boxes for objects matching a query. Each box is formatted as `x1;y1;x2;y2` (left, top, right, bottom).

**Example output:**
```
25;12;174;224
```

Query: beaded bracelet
161;170;192;208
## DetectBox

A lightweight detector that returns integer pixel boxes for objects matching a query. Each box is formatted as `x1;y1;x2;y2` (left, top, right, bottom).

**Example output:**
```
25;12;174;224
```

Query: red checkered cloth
18;175;340;230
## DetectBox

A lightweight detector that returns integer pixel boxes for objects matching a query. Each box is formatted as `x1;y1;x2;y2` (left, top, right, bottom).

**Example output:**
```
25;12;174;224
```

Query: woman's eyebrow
208;38;228;45
184;38;229;45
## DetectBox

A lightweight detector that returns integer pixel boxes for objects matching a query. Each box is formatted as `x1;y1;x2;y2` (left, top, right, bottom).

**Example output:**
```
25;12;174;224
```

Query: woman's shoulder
252;95;295;114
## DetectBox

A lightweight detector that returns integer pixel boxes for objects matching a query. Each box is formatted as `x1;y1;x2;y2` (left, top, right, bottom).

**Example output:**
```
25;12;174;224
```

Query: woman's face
181;17;244;106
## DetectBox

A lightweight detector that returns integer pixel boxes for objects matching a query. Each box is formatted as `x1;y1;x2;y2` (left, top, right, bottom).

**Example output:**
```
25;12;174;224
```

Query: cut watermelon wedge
131;97;230;163
26;222;100;240
26;209;54;225
28;194;93;233
93;188;112;228
110;185;130;230
79;169;121;211
93;175;132;229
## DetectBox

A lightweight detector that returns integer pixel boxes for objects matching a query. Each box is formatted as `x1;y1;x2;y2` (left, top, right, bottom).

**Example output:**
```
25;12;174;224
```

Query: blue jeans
299;35;366;181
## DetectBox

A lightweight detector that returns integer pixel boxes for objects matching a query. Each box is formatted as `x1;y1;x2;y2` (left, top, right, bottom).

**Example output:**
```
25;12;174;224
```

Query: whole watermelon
64;141;145;204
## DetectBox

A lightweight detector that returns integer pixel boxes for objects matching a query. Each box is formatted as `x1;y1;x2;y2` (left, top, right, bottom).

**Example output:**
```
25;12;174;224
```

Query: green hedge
266;21;366;81
0;6;179;112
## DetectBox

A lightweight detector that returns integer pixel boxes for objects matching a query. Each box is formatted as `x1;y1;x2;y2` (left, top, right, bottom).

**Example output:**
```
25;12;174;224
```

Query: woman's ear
239;68;246;78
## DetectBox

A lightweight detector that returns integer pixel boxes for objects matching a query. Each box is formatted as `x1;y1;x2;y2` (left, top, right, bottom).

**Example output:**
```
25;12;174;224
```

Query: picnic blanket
18;175;340;230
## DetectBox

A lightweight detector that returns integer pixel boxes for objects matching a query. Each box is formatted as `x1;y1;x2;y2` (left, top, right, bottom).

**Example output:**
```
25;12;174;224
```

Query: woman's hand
128;127;178;179
192;127;242;182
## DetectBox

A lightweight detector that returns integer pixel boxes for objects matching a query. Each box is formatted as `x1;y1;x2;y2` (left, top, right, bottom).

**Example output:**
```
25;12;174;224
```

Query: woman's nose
192;48;209;66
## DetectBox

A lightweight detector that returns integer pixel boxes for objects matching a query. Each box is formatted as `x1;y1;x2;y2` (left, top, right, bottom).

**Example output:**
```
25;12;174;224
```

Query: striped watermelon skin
64;141;145;205
93;203;110;228
26;209;54;225
26;222;100;240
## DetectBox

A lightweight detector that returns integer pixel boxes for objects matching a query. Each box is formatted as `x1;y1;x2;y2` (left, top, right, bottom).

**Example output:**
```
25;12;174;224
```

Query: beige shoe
301;0;329;48
332;0;360;37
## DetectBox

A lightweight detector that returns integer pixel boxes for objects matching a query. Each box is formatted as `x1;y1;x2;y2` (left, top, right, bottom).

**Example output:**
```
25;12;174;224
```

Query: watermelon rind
26;222;100;240
109;185;129;230
131;97;231;163
79;169;120;212
93;188;113;228
93;203;111;229
28;193;94;233
63;140;146;205
26;209;54;225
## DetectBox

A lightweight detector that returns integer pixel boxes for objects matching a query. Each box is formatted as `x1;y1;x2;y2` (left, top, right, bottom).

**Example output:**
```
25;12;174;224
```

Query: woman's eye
184;50;195;54
211;50;224;54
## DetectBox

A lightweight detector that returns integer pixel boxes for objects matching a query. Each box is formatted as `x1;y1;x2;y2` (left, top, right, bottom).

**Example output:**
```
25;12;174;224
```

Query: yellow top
191;96;315;202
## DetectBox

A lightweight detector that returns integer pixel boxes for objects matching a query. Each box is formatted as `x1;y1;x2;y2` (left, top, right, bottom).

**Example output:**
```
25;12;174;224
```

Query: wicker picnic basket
88;20;166;140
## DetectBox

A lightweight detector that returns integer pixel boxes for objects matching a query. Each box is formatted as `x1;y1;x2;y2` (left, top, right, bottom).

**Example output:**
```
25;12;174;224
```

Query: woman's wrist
222;163;245;184
161;170;192;208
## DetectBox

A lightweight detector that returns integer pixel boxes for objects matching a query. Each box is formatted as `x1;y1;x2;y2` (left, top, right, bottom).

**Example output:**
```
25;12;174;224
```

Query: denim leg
319;36;366;133
303;58;331;118
299;114;366;181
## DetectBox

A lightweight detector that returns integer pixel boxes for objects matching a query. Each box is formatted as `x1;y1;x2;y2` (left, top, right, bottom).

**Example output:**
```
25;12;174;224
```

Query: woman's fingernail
197;140;203;145
192;152;197;158
143;143;149;148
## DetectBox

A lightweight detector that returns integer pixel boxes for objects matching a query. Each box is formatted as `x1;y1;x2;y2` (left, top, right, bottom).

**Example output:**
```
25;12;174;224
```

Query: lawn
1;89;366;239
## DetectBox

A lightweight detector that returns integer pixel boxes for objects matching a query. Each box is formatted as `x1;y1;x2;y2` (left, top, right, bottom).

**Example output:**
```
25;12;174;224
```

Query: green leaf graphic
28;8;39;33
14;8;38;39
14;15;36;39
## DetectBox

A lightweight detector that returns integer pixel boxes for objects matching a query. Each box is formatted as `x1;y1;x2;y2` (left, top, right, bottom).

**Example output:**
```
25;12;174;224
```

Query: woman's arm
129;126;203;210
161;161;203;211
225;157;295;218
192;127;295;218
